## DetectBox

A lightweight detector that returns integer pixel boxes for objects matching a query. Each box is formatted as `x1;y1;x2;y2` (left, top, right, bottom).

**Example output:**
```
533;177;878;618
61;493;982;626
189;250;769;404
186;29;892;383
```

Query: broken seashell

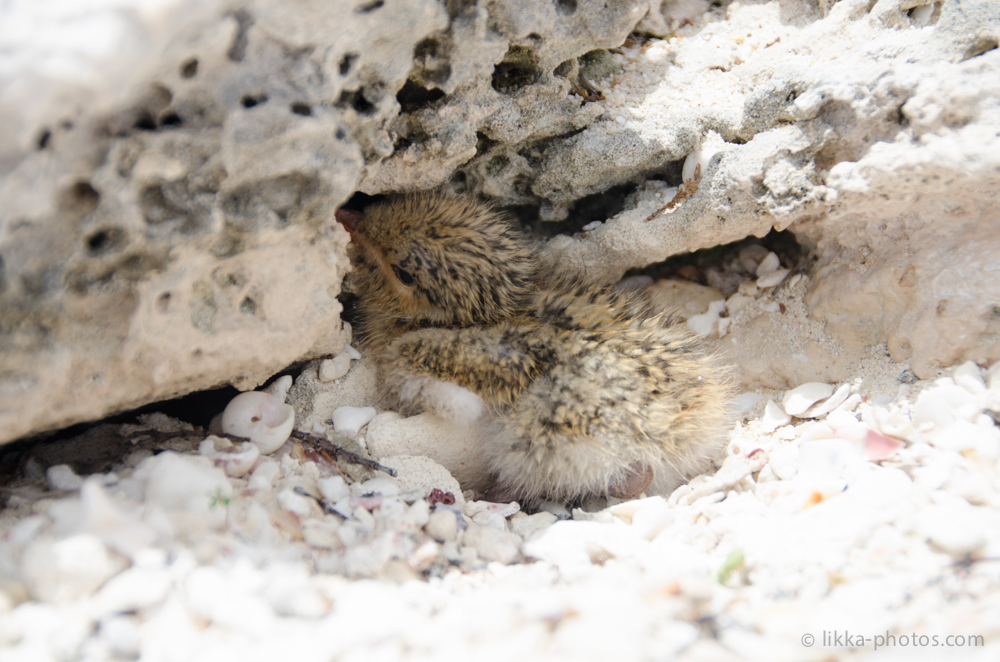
782;382;834;416
221;391;295;454
198;435;260;477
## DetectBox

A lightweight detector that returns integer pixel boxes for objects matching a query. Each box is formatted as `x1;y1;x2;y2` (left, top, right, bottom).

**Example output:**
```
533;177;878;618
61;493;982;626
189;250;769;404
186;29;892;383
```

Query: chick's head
339;193;537;327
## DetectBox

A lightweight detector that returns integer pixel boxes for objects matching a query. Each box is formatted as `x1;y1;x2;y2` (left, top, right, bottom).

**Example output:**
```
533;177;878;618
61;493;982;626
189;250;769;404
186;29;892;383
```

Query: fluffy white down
399;377;485;426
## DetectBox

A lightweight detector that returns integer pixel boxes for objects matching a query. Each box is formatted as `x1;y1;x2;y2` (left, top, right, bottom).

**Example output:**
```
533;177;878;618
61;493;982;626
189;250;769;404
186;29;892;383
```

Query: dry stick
129;427;398;477
290;430;397;477
643;164;701;223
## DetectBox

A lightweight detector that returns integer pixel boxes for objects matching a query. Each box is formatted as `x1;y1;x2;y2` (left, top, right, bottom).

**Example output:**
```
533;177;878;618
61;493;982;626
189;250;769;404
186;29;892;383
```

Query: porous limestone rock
0;0;651;444
3;0;1000;443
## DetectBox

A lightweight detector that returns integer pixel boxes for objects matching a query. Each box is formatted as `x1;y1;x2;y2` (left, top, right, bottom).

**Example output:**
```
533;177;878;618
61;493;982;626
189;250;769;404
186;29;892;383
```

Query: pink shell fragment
833;427;904;462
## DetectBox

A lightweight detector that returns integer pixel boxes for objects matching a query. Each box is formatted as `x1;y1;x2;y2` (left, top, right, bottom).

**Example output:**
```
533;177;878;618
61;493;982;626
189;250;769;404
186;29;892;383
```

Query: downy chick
337;193;732;505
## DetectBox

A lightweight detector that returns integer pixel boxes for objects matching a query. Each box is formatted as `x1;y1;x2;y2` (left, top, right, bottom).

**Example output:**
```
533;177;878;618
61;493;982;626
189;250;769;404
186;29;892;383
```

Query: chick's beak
335;208;364;241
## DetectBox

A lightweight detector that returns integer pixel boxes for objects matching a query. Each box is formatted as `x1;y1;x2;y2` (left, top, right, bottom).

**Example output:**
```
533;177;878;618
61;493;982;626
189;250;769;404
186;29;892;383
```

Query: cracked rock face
2;0;1000;444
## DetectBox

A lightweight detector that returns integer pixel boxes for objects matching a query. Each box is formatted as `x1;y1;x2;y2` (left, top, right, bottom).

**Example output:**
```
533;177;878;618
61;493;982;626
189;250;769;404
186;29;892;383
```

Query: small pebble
508;512;558;540
319;352;352;381
952;360;986;394
301;519;342;550
355;476;400;497
332;406;377;437
99;615;142;658
756;268;789;289
755;251;780;277
462;523;521;565
317;475;351;502
140;452;232;515
738;244;770;272
248;460;280;490
278;488;319;519
919;505;987;557
686;299;727;337
425;510;459;542
46;465;83;491
21;535;128;603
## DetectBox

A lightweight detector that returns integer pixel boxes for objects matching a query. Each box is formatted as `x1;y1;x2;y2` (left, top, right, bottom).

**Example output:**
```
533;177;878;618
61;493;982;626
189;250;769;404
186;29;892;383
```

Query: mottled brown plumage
339;192;733;505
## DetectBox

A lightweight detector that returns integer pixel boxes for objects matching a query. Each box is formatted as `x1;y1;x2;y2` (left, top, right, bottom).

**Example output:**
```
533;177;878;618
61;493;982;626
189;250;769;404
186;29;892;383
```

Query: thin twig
643;164;701;222
290;430;397;477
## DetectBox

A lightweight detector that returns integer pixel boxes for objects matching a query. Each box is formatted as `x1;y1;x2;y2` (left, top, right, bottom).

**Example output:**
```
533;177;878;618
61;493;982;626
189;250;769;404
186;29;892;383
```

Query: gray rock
3;0;1000;442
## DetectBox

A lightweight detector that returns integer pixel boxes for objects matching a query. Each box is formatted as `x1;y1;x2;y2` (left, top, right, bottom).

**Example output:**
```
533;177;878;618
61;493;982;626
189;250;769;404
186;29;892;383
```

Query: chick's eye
393;266;415;286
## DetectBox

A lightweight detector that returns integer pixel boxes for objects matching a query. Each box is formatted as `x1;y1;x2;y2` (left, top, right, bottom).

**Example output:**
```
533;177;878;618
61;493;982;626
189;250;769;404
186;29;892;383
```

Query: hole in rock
85;228;124;255
621;229;808;297
396;79;446;113
339;191;384;216
556;0;577;13
133;111;157;131
180;58;198;78
393;136;413;153
413;37;452;86
339;52;358;75
60;181;101;216
241;94;268;108
227;9;253;62
444;0;476;18
140;184;188;225
492;46;542;93
355;0;384;11
240;296;258;315
528;184;637;237
962;37;998;62
336;88;375;115
906;2;942;27
0;384;246;478
159;112;183;127
290;102;312;116
37;129;51;150
475;131;499;153
335;128;347;140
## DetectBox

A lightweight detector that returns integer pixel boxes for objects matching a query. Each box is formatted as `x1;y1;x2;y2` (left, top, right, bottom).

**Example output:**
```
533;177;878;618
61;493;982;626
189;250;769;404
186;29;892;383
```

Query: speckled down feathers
345;192;733;504
348;194;536;354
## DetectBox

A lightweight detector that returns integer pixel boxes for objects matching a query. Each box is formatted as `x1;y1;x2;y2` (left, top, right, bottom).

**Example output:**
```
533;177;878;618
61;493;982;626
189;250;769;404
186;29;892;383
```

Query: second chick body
339;193;732;504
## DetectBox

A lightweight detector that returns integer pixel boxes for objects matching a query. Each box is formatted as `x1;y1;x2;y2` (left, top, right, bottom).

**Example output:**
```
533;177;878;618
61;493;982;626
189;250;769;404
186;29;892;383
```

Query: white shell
782;382;834;416
760;400;792;432
220;391;295;454
798;383;851;419
682;132;725;181
197;435;260;477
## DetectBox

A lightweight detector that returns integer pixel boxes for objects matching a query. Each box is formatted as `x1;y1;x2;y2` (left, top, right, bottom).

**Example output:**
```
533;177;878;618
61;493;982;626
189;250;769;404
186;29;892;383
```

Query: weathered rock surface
2;0;1000;442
